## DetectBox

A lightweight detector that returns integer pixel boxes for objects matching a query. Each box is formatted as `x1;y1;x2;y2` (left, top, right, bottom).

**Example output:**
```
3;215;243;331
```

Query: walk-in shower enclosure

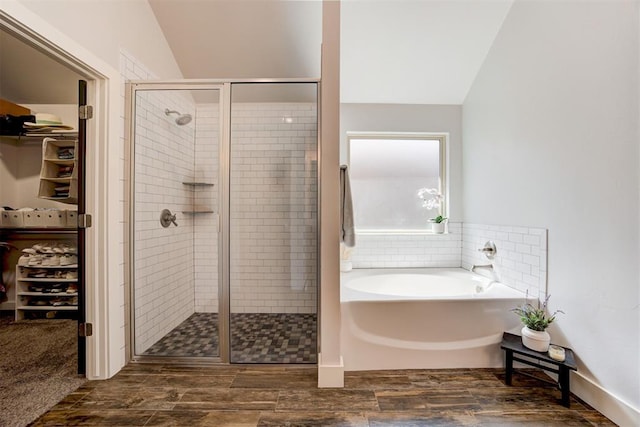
126;81;319;364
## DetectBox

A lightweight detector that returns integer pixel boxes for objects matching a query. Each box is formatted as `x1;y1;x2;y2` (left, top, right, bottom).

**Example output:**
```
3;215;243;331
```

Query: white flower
417;187;442;210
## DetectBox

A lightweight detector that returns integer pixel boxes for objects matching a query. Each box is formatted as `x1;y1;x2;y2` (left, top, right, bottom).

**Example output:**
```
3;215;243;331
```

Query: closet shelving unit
38;137;78;205
15;263;78;320
0;132;79;315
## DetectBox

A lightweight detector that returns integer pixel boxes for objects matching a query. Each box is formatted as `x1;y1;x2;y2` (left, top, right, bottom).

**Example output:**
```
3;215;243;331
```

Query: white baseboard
572;372;640;427
317;353;344;388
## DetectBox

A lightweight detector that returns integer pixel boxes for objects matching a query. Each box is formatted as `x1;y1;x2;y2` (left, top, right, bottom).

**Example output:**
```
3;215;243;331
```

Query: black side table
500;332;577;407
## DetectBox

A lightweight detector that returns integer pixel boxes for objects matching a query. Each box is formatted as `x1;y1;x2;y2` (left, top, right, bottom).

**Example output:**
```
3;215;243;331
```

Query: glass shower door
228;83;319;363
131;87;222;359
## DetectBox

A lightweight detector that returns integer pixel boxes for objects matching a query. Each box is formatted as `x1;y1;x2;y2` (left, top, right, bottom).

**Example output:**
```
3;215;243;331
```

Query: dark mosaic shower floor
142;312;317;364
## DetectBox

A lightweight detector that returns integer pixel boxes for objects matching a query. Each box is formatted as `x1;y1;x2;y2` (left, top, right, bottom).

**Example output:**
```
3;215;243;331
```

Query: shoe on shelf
28;256;43;266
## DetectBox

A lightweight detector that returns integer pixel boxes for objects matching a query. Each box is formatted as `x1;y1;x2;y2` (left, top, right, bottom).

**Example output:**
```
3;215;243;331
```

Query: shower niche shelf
182;182;214;187
182;210;215;214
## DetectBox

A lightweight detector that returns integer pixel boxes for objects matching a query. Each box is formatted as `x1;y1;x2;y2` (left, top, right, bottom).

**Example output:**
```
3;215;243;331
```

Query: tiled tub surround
342;223;547;371
462;223;547;300
346;222;547;300
350;222;462;269
229;102;318;314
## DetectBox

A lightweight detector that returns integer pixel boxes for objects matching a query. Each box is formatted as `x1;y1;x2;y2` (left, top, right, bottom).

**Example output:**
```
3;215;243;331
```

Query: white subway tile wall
350;223;463;268
194;103;220;313
462;223;548;300
230;102;318;314
133;88;197;354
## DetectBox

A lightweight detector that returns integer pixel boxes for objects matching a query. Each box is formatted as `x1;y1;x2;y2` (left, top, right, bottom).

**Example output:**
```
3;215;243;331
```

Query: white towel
340;165;355;248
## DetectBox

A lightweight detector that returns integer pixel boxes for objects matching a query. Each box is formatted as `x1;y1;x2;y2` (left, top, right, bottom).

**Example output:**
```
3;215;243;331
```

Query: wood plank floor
32;365;615;426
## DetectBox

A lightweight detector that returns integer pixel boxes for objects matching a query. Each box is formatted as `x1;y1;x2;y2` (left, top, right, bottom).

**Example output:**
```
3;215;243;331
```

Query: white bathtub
340;268;526;371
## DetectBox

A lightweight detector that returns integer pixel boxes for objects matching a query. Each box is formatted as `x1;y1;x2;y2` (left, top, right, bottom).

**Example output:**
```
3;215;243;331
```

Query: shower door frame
126;79;321;365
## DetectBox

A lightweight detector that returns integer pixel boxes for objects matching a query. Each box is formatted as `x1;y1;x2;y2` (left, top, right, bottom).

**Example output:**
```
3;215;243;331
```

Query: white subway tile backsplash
350;223;463;268
462;223;548;300
350;220;548;300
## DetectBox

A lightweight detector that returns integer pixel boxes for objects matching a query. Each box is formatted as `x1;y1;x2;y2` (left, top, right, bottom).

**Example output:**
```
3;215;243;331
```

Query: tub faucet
471;263;493;273
471;263;499;281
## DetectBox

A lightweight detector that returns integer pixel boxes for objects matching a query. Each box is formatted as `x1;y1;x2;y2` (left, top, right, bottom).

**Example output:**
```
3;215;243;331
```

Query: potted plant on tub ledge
417;187;446;233
428;215;447;234
512;295;563;352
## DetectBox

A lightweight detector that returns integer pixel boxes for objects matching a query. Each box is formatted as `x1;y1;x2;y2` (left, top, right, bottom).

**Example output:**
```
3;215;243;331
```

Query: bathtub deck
32;365;614;426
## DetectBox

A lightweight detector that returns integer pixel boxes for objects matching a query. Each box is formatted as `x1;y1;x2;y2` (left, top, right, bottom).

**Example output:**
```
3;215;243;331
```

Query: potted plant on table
512;294;563;352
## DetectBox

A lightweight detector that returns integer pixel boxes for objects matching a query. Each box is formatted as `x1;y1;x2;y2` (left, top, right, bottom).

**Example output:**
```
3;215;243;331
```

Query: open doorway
0;22;101;426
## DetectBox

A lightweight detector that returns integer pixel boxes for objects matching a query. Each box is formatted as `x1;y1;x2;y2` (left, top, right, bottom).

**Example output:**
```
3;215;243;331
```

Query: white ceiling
150;0;514;105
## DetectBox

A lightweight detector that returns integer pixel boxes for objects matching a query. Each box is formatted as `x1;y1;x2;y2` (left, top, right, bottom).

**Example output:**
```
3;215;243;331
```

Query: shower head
164;108;192;126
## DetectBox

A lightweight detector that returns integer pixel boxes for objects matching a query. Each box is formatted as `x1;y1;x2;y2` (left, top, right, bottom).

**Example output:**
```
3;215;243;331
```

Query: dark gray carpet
0;312;86;427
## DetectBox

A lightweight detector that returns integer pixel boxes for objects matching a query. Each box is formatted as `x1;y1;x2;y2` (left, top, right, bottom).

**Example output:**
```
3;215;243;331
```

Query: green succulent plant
512;295;563;332
430;215;447;224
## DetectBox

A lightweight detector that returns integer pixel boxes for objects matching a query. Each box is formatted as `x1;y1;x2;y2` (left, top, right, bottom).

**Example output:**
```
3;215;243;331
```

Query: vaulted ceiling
149;0;514;105
1;1;514;106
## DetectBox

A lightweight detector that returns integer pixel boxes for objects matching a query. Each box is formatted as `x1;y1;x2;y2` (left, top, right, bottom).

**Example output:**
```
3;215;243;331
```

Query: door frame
0;2;122;379
125;82;227;363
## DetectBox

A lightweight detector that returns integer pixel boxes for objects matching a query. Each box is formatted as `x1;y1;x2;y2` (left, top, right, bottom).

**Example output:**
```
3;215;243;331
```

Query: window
347;132;447;232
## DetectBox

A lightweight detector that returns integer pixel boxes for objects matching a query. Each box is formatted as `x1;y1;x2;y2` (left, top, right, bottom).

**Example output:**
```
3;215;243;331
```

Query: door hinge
78;213;92;228
79;105;93;120
79;323;93;337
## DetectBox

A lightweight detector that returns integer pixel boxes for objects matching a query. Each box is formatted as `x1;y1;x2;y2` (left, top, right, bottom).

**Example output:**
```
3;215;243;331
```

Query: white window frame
346;131;449;234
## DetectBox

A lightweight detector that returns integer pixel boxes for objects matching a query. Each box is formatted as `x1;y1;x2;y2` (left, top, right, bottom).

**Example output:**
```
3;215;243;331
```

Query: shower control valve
160;209;178;228
478;241;497;259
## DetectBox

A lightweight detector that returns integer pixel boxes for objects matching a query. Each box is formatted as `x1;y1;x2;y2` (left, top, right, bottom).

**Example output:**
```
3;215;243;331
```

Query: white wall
16;0;182;79
463;2;639;425
132;83;196;354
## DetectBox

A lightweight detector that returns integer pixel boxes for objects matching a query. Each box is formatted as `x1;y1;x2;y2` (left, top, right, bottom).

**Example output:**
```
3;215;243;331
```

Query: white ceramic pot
431;221;446;234
521;326;551;352
340;260;352;272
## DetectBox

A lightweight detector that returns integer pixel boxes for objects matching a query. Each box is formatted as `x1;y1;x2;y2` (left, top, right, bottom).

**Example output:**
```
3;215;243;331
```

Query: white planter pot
430;221;446;234
340;260;352;272
521;326;551;352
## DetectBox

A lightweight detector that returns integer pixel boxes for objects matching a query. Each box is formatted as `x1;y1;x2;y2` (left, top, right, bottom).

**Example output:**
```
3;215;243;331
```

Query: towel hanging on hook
340;165;355;248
